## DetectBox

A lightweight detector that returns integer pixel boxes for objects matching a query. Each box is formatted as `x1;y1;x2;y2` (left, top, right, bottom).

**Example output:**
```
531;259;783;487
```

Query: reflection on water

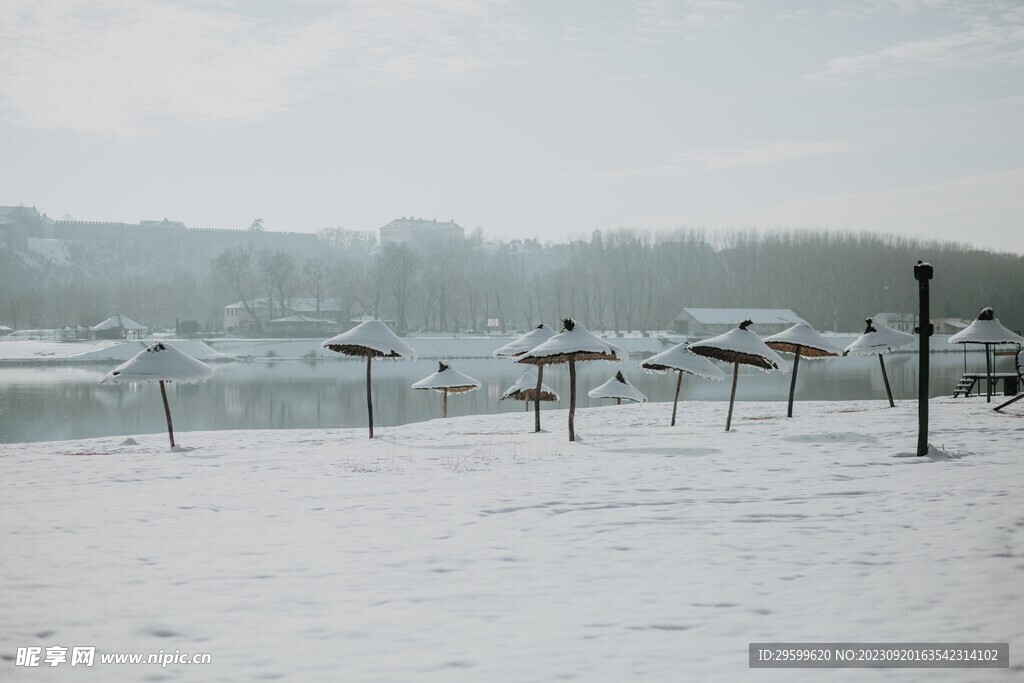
0;352;1011;443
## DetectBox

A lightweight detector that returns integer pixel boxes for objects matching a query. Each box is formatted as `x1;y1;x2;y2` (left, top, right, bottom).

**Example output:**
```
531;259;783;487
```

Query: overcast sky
2;0;1022;253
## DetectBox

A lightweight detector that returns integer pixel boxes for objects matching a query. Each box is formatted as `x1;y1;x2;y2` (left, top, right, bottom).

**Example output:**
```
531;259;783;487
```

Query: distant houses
223;297;345;335
870;312;970;335
671;308;806;337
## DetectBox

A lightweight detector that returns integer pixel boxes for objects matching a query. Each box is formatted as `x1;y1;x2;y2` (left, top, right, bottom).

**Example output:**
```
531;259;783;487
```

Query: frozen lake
0;351;1014;443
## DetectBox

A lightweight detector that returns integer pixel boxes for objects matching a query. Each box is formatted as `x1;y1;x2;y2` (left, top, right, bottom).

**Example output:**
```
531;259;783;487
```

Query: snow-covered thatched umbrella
843;318;916;408
515;319;626;441
948;307;1024;403
641;342;725;426
501;371;559;412
412;362;481;418
588;371;647;406
689;321;788;432
764;322;842;418
100;342;213;450
493;324;557;432
322;320;417;438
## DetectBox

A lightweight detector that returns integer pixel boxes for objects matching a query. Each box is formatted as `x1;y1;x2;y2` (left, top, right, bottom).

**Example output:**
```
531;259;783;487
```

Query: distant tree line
210;228;1024;335
3;226;1023;334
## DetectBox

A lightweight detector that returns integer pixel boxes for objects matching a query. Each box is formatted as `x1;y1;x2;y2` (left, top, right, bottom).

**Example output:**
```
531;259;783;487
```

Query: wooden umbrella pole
443;389;448;418
671;371;682;427
725;359;739;432
985;342;992;404
616;398;621;406
879;354;894;408
366;354;374;439
159;380;175;450
534;365;544;433
787;345;802;418
568;359;576;442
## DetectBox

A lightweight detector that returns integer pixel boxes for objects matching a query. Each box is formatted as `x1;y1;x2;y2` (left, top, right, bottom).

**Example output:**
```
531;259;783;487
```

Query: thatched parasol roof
688;321;788;371
501;372;559;402
844;318;916;356
764;322;842;358
588;371;647;403
322;320;417;359
493;324;557;358
948;308;1024;345
515;319;626;366
411;362;481;393
641;342;726;380
93;314;147;332
101;342;213;384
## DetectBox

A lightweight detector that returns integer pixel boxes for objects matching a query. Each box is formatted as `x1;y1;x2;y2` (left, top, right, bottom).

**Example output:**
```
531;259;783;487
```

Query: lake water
0;351;1014;443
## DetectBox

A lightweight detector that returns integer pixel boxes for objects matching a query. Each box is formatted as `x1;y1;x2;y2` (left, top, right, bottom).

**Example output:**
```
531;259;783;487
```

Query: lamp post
914;260;933;457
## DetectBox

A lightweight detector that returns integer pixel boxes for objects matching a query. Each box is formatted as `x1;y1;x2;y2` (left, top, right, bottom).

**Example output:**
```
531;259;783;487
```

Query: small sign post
914;260;934;456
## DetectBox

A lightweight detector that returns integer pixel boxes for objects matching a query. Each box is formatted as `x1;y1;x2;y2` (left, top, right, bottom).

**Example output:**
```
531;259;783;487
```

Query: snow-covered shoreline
0;332;984;364
2;399;1021;681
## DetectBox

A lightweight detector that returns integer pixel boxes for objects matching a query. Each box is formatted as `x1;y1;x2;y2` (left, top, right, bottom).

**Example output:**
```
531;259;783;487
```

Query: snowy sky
2;0;1022;253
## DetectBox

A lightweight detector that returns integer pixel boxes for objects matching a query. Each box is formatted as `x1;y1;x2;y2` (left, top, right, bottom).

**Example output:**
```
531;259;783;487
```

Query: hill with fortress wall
64;220;320;263
1;207;328;279
0;206;340;331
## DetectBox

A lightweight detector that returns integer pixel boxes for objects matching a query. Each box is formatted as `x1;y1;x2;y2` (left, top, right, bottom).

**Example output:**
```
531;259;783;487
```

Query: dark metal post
914;260;933;456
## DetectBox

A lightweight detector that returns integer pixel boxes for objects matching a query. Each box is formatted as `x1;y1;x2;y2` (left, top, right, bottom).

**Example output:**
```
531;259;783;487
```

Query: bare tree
379;243;420;332
302;257;337;319
334;256;371;324
422;246;466;331
5;294;25;330
258;248;297;320
212;245;262;332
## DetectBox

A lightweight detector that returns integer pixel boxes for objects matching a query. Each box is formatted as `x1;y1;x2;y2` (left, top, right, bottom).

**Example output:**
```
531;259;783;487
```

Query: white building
671;308;806;337
379;217;464;250
223;297;345;333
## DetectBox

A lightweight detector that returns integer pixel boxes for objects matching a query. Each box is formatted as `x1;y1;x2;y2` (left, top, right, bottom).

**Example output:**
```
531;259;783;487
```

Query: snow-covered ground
0;339;223;363
0;338;125;361
2;398;1021;681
